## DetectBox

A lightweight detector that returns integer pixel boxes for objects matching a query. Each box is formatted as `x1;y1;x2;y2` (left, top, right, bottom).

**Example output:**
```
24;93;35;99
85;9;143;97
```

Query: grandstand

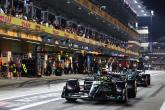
0;0;145;66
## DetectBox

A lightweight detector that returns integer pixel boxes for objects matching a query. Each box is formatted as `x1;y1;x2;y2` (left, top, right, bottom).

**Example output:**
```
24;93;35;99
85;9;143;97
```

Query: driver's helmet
98;75;111;81
101;68;108;75
100;76;108;81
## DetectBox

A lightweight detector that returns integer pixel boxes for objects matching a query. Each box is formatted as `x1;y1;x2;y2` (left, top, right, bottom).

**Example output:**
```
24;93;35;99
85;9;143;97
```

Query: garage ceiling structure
125;0;151;17
90;0;138;26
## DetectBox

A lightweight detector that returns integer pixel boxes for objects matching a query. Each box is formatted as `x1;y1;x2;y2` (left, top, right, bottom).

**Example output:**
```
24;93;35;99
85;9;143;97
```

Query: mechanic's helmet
123;67;127;72
119;63;122;67
126;64;130;69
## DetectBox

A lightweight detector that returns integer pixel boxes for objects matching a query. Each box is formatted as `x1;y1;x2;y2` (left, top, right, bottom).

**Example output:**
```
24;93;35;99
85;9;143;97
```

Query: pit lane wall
0;13;138;56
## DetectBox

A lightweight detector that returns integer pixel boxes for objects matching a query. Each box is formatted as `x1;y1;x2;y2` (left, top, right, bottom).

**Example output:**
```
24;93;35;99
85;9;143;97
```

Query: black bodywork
120;70;138;98
61;75;128;103
121;70;150;87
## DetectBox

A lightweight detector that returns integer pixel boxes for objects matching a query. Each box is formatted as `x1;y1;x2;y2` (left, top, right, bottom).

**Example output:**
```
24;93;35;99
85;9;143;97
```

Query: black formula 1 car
121;70;150;87
61;75;128;103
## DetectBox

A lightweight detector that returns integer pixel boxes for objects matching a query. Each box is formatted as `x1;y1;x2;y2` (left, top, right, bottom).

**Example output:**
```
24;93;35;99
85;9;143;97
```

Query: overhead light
134;0;138;3
2;37;20;41
59;46;68;49
100;6;106;10
66;0;71;4
138;5;141;8
143;13;147;16
137;14;140;17
26;41;40;44
45;44;55;47
151;10;154;16
78;7;82;10
73;48;78;51
141;10;144;13
47;38;51;42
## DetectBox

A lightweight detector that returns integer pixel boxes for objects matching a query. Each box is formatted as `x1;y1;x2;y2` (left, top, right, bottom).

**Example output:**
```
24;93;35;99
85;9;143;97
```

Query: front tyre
122;89;128;103
128;82;137;98
117;89;128;104
129;88;136;98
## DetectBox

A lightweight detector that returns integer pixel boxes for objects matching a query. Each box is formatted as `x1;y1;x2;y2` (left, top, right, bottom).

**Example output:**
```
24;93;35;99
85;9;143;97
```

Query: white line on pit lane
10;98;62;110
0;90;62;101
149;72;165;76
5;92;61;108
151;73;163;77
160;101;165;110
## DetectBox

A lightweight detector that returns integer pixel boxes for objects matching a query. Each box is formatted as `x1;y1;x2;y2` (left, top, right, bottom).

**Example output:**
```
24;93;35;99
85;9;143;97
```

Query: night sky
140;0;165;42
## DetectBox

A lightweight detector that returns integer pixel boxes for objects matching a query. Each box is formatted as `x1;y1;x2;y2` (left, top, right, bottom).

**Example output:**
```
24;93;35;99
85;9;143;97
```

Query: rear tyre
128;89;136;98
148;78;151;85
147;75;151;85
144;77;149;87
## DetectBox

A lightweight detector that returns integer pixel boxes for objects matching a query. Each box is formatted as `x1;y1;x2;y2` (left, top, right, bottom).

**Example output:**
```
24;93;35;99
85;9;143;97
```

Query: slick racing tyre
146;75;151;85
128;82;137;98
117;88;128;104
122;89;128;103
128;88;137;98
144;77;149;87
